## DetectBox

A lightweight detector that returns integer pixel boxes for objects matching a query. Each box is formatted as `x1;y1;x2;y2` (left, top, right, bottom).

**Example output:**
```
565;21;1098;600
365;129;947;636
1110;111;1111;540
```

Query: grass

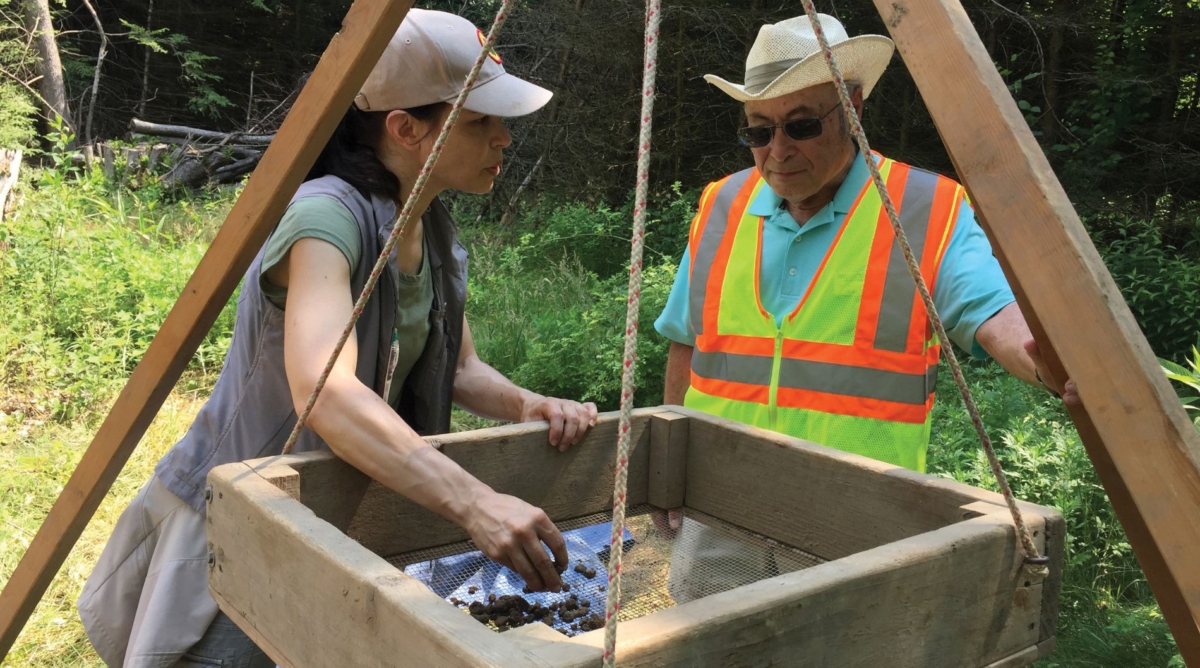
0;161;1187;666
0;385;208;667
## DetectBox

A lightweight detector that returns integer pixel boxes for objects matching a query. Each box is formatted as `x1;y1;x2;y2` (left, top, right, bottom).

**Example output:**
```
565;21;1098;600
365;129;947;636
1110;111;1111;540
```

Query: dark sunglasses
737;104;842;148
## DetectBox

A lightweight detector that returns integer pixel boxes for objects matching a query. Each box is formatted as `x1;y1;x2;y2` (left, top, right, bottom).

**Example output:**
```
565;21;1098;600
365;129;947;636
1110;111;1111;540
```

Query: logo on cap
476;29;502;64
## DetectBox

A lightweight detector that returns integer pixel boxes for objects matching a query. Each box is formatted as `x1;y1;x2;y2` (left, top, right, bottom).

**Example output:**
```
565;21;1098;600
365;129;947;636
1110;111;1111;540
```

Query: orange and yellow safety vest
684;154;964;472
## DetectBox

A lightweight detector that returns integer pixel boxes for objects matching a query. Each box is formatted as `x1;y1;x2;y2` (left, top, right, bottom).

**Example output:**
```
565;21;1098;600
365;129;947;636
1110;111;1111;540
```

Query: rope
798;0;1047;574
601;0;663;664
281;0;515;455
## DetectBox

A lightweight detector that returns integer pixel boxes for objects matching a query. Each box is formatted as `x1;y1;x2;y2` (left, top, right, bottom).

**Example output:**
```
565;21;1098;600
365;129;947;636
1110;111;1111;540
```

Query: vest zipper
382;328;400;402
769;327;783;430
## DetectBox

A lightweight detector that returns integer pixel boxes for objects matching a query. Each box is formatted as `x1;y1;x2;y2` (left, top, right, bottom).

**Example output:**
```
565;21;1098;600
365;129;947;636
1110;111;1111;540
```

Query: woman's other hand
520;396;599;451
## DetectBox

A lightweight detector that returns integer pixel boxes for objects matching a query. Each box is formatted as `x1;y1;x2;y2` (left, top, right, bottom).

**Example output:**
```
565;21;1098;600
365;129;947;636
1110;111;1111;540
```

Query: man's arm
974;302;1079;405
452;317;598;451
973;302;1036;384
664;341;693;405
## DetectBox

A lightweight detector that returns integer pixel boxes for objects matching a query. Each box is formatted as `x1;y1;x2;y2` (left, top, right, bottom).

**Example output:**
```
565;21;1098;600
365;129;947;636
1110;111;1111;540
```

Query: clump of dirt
464;594;554;631
459;591;606;636
578;613;605;631
572;561;597;578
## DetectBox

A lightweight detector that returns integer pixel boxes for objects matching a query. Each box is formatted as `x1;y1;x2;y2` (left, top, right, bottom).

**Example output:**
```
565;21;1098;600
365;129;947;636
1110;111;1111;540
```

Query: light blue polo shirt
654;152;1015;358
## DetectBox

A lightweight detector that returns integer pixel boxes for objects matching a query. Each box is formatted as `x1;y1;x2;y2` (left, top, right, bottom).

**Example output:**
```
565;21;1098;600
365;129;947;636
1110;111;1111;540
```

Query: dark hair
304;87;449;203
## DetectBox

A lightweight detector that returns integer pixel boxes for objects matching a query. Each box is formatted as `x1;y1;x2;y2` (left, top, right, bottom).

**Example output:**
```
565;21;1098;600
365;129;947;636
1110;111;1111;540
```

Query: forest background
1;0;1199;665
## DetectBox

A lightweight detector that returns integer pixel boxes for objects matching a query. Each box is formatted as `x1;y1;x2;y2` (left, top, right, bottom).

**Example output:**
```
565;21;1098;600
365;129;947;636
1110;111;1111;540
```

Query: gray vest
156;175;467;513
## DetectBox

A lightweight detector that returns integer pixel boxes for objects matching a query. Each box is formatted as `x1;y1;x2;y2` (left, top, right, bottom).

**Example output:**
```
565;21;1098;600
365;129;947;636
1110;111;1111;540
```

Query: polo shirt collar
745;151;876;227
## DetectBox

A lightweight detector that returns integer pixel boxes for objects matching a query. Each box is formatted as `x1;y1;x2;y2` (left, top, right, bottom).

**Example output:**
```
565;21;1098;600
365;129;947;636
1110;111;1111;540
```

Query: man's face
743;84;862;204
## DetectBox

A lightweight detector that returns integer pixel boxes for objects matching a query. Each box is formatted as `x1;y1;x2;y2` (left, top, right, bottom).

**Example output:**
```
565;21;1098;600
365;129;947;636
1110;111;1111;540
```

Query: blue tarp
403;520;635;633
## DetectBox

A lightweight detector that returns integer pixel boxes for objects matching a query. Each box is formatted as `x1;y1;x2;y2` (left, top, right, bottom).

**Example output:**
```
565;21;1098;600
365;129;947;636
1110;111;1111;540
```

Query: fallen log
129;135;265;159
161;156;209;190
129;118;275;145
212;154;262;184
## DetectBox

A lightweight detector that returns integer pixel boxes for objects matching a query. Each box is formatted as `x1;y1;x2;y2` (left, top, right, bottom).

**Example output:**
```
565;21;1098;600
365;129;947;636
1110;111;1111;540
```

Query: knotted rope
281;0;514;455
600;0;663;664
798;0;1047;574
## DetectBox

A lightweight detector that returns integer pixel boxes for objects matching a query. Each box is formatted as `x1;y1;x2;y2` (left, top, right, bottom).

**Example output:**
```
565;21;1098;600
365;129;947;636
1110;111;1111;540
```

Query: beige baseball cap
354;8;552;117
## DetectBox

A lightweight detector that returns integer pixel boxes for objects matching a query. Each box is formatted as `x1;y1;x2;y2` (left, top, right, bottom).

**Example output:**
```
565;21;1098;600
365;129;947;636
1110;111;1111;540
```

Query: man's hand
1024;339;1080;406
463;491;569;592
650;507;683;539
520;395;599;451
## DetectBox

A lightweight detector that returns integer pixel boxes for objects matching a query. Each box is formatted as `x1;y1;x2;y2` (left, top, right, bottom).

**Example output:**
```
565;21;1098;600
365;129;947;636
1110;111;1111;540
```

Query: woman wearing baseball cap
79;9;595;666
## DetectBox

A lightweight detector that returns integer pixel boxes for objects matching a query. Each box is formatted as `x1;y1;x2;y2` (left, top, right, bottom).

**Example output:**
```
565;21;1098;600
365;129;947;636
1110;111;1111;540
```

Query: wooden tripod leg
871;0;1200;662
0;0;415;657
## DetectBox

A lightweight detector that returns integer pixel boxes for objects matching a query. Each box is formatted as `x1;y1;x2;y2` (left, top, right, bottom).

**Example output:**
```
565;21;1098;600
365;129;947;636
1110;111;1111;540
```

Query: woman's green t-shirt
260;195;433;406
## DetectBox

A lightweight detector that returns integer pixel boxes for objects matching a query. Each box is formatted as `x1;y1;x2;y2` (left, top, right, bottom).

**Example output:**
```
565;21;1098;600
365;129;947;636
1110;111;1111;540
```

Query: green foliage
929;359;1181;666
118;19;234;119
1160;345;1200;392
497;183;697;278
1051;43;1153;183
456;185;691;410
0;148;1189;665
458;184;694;410
929;362;1143;600
0;126;237;420
0;382;207;667
1038;603;1179;668
177;50;234;118
1159;345;1200;432
120;19;189;55
465;238;675;410
998;54;1044;132
0;0;37;148
0;82;38;148
1092;218;1200;362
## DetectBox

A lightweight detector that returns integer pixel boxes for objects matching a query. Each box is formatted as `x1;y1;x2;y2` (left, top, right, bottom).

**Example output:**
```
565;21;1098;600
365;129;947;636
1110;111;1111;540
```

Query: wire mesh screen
386;505;824;636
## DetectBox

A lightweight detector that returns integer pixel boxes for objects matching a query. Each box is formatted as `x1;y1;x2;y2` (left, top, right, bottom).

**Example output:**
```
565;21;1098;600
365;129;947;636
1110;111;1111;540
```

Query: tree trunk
1041;2;1065;149
672;11;685;184
1109;0;1127;59
293;0;304;41
136;0;155;118
80;0;108;148
499;153;546;227
898;84;913;157
21;0;72;132
494;0;583;225
1162;0;1185;133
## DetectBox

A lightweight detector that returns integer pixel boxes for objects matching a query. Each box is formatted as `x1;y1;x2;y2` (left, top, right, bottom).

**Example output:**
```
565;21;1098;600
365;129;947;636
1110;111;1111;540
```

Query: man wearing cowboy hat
655;13;1078;475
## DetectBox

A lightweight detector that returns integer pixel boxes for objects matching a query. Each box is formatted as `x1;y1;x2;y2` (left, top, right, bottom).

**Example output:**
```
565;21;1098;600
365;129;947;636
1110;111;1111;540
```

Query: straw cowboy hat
705;13;895;101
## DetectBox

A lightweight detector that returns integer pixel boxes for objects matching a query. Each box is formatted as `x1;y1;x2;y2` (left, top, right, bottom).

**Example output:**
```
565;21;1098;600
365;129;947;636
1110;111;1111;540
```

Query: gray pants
173;613;273;668
80;476;273;668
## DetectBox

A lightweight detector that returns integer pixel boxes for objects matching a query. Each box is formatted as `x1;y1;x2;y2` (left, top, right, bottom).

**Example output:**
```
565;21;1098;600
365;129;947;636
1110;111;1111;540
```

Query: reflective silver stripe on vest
689;168;757;337
691;349;775;386
693;350;936;405
874;167;939;353
744;59;802;94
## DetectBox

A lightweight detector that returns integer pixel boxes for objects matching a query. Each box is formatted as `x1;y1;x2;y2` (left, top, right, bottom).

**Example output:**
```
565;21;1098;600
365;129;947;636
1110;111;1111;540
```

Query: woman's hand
454;318;599;450
520;395;599;451
463;491;569;592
